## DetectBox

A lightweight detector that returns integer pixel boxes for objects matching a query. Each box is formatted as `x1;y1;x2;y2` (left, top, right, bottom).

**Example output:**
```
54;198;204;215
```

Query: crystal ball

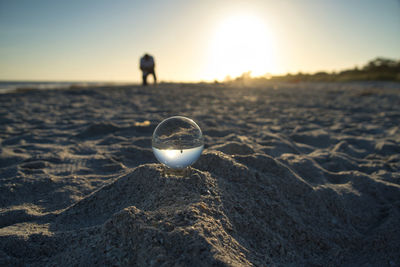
152;116;204;169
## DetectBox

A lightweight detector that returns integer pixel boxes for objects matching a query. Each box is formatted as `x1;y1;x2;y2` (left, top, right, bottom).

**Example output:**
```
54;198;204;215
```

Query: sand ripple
1;82;400;266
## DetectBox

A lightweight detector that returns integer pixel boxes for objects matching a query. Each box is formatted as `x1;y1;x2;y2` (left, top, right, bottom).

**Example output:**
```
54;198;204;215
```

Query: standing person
140;53;157;86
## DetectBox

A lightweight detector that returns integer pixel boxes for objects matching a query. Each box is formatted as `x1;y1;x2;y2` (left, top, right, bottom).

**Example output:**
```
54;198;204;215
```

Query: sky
0;0;399;82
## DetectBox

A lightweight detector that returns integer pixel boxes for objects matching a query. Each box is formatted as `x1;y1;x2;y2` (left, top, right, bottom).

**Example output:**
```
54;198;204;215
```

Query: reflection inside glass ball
152;116;204;170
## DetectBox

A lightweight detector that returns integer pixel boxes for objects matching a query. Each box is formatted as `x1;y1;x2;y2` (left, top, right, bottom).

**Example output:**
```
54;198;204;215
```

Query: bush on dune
228;57;400;85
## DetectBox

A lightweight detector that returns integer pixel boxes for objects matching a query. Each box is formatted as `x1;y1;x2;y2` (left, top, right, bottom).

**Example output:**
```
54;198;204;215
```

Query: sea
0;81;114;93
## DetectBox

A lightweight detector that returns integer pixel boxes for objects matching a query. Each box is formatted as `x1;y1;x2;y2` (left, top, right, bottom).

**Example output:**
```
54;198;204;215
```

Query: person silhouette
140;53;157;86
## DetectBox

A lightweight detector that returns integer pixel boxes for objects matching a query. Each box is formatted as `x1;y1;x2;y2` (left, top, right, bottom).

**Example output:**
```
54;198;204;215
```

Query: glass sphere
152;116;204;169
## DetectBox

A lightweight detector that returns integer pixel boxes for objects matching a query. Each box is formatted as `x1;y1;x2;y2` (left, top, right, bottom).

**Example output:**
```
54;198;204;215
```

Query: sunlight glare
165;149;180;159
207;14;275;80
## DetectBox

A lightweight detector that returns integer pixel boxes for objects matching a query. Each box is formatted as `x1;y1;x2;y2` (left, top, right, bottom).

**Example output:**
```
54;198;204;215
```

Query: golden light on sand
207;14;276;80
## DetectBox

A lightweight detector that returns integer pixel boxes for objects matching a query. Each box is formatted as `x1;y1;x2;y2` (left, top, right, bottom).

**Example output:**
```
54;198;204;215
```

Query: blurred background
0;0;399;83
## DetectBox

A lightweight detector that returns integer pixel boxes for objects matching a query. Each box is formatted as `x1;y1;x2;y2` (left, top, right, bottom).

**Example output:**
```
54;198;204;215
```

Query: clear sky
0;0;399;82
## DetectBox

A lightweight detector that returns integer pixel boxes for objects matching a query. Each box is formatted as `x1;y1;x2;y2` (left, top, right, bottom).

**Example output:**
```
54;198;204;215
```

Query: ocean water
0;81;109;93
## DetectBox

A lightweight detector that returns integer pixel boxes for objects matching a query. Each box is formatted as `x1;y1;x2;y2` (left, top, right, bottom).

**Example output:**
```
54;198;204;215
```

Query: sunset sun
207;14;276;80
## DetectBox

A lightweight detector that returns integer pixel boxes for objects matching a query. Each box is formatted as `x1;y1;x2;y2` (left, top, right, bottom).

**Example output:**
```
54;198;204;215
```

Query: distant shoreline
0;81;137;94
1;56;399;93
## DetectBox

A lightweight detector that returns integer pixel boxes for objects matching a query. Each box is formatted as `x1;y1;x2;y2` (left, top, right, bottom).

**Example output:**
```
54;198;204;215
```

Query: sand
0;82;399;266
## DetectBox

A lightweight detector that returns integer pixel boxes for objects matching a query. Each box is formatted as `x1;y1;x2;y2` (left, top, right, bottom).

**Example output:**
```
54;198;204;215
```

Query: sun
165;149;180;159
206;14;275;80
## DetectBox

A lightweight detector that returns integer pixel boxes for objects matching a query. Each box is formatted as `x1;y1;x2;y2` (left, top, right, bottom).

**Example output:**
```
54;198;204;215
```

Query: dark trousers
142;69;157;86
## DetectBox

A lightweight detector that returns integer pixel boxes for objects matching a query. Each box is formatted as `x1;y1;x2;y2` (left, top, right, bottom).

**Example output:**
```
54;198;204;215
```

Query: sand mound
2;154;399;266
1;82;400;266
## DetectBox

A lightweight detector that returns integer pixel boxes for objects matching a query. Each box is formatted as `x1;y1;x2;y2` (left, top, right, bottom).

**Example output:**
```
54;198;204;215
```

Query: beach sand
1;82;399;266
